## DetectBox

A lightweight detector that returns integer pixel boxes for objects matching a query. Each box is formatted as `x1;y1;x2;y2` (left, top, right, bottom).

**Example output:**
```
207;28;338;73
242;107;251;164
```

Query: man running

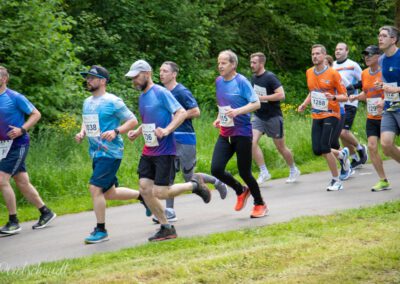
0;66;56;235
376;25;400;164
349;45;390;191
157;61;227;222
211;50;268;218
76;65;141;244
126;60;211;241
250;52;301;185
298;44;349;191
333;42;368;169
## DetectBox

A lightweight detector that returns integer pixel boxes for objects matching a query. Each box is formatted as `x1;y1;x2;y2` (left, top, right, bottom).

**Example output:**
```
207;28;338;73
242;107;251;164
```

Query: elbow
254;100;261;110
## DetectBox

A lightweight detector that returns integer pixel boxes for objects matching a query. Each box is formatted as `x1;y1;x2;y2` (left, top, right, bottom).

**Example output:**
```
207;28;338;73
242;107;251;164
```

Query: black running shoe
32;211;56;229
148;225;177;242
358;144;368;165
0;222;21;234
351;159;363;170
191;174;211;203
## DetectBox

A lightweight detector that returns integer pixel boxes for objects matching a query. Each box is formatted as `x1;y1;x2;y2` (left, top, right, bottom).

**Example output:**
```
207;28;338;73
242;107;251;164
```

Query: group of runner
0;25;398;243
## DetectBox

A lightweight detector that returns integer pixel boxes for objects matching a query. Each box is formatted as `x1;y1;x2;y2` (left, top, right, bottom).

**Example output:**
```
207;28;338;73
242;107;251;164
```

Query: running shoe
339;167;354;181
148;225;177;242
152;208;178;224
358;144;368;165
286;167;301;183
326;179;343;191
351;159;363;169
341;147;351;171
0;222;21;235
371;180;391;192
234;186;250;211
191;174;211;203
84;228;109;244
250;204;269;218
257;172;271;185
32;211;57;229
215;180;228;199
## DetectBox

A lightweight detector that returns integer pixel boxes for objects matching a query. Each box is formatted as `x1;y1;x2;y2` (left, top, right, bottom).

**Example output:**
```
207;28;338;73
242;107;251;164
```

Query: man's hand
7;125;24;139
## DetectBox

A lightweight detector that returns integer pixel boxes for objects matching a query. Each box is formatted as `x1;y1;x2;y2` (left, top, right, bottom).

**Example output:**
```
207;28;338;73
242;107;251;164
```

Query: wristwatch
333;96;336;101
114;128;120;135
20;127;27;135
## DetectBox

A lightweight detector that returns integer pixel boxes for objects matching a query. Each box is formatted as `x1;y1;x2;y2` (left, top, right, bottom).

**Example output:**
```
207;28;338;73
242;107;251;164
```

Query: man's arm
155;108;187;138
7;108;41;139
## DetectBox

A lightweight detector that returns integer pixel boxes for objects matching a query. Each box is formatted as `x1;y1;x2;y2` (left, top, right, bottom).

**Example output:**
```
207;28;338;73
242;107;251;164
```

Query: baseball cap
80;65;110;82
125;60;152;78
362;45;381;56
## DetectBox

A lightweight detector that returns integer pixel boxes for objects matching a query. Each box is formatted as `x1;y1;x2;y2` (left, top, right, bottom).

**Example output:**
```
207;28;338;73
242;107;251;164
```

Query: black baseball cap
362;45;381;56
80;65;110;82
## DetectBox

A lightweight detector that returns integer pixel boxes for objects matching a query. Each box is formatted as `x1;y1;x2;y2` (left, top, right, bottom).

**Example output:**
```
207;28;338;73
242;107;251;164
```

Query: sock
39;205;50;215
337;152;344;159
161;224;172;229
96;223;106;231
191;181;198;191
259;164;269;175
9;214;18;224
332;176;339;181
289;164;296;171
352;154;360;161
137;194;144;202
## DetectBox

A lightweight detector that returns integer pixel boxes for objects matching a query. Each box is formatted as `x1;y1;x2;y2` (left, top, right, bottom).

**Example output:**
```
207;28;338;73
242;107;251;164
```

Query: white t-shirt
333;58;362;108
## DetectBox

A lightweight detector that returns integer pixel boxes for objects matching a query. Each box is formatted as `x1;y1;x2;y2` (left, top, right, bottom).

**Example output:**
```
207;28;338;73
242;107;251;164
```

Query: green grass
1;104;398;224
0;200;399;283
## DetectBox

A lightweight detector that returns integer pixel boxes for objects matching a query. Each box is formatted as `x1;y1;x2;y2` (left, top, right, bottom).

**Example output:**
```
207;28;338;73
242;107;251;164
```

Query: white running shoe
326;179;343;191
286;168;301;183
341;147;350;171
257;172;271;185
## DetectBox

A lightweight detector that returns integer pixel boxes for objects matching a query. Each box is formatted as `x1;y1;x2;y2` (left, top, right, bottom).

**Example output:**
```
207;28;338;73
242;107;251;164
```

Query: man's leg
381;131;400;163
0;171;16;215
13;172;44;209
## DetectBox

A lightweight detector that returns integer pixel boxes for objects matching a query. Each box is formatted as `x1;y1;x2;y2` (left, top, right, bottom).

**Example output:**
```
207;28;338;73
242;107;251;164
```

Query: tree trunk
396;0;400;29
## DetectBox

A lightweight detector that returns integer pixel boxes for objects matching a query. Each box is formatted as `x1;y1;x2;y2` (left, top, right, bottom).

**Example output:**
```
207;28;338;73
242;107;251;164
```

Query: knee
367;141;378;154
0;173;11;189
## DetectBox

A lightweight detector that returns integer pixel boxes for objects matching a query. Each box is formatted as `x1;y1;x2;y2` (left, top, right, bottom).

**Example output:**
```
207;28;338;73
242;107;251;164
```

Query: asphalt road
0;160;398;270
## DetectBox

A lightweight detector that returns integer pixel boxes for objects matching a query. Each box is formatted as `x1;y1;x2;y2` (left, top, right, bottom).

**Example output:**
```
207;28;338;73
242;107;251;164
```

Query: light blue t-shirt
82;92;136;159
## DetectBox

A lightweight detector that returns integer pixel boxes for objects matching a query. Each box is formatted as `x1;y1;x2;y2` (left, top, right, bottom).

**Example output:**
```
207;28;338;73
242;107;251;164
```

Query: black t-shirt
251;71;283;119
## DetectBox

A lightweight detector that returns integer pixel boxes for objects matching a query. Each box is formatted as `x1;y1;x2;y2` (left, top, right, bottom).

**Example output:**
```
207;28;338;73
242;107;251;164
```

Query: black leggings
211;135;264;205
331;115;345;150
312;117;339;156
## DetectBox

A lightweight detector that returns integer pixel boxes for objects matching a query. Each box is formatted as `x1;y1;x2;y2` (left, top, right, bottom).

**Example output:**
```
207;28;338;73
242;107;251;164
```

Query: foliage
0;0;83;122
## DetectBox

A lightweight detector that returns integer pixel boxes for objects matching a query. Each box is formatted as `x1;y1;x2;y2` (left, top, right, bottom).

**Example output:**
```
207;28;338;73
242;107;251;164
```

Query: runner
376;25;400;164
298;44;349;191
349;45;390;191
156;61;228;223
333;42;368;169
250;52;301;185
211;50;269;218
324;55;353;181
76;65;142;244
125;60;211;241
0;66;56;235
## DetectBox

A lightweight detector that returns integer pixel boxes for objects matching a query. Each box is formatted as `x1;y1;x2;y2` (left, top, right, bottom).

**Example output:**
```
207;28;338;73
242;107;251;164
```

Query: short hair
325;55;334;66
336;42;348;51
162;61;179;74
311;44;327;54
379;25;399;44
250;52;266;64
0;66;9;80
219;50;238;68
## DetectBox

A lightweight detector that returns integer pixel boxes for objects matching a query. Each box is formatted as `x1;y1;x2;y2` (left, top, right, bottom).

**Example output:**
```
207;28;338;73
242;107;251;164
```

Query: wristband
114;128;120;135
333;96;336;101
20;127;27;135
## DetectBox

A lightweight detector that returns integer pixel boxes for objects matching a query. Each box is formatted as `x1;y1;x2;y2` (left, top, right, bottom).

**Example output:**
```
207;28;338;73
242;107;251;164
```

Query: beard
86;83;100;92
135;77;148;91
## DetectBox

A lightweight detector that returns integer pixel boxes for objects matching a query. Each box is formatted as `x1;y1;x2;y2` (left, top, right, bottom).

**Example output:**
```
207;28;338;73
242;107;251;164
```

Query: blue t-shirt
380;49;400;111
139;84;182;156
171;83;198;145
83;92;136;159
216;73;258;137
0;88;35;147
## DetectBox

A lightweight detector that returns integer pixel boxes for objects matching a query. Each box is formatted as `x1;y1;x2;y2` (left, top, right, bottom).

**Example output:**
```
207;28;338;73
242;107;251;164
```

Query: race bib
384;82;400;102
367;98;380;116
311;91;329;111
218;105;235;127
254;85;267;103
83;114;100;137
142;123;159;147
0;140;13;161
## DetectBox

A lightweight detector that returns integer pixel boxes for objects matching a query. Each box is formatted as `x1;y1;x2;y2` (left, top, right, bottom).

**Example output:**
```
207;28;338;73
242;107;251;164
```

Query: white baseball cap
125;60;152;78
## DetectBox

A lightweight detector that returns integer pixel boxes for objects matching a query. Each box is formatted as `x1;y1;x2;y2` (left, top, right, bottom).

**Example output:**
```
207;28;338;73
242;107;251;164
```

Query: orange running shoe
234;186;250;211
250;204;269;218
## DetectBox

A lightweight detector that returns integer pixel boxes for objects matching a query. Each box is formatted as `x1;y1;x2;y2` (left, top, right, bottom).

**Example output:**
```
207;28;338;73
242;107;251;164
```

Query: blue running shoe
341;147;350;171
85;228;109;244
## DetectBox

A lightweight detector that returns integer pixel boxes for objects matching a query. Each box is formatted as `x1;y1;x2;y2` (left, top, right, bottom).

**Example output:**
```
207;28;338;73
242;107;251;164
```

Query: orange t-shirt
306;66;347;119
361;68;383;120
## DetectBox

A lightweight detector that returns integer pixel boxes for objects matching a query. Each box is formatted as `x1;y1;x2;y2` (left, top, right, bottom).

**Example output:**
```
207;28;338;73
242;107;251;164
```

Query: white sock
260;164;269;175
